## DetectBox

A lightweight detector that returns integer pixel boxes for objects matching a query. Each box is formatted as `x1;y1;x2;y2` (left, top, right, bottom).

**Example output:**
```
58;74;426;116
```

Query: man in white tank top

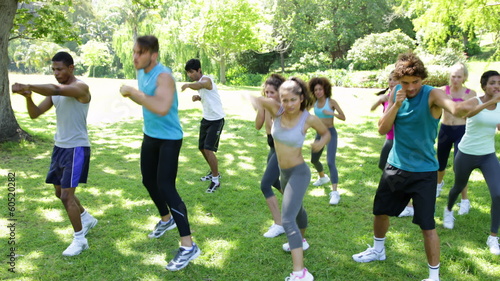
12;52;97;257
182;59;225;193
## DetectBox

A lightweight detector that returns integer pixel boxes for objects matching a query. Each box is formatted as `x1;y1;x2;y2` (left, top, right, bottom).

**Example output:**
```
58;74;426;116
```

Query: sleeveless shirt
138;63;183;140
198;75;225;120
387;84;439;172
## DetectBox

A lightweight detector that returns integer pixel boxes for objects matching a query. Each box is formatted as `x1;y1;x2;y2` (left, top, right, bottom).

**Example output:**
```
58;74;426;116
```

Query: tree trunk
219;55;226;85
280;52;285;73
0;0;32;142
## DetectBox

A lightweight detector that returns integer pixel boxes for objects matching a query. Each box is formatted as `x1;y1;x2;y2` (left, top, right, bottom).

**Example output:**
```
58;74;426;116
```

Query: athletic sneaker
329;191;340;205
421;279;438;281
62;238;89;256
443;208;454;229
285;268;314;281
282;239;309;252
148;218;177;238
206;181;220;193
165;243;201;271
352;245;386;262
263;224;285;238
82;216;98;236
458;200;470;215
486;235;500;255
398;206;414;217
313;175;330;186
436;181;444;197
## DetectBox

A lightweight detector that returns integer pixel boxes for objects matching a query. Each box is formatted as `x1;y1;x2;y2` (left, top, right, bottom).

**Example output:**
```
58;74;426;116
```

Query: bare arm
431;89;500;118
308;115;331;152
12;81;90;103
255;108;265;130
370;95;389;111
378;89;400;135
329;99;346;121
120;72;175;116
181;76;212;91
249;95;281;117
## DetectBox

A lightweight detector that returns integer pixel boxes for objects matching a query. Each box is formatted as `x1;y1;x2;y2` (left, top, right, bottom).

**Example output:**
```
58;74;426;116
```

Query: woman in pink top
436;63;476;215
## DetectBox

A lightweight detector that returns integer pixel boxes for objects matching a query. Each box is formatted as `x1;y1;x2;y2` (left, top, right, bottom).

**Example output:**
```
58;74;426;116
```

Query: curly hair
308;77;333;99
262;73;286;96
393;52;428;80
280;77;313;111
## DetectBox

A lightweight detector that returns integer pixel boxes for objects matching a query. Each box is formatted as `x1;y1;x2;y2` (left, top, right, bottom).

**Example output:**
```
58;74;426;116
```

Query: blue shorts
46;146;91;188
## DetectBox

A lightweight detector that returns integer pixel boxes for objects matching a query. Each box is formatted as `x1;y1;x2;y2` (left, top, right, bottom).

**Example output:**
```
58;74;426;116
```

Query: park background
1;0;500;280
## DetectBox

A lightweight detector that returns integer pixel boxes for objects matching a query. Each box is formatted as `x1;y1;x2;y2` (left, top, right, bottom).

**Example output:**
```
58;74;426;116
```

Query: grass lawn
1;70;500;281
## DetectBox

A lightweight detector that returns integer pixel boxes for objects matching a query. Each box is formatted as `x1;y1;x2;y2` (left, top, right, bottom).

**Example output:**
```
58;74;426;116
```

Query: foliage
235;51;278;74
225;65;266;86
80;40;113;77
12;0;79;43
347;29;416;70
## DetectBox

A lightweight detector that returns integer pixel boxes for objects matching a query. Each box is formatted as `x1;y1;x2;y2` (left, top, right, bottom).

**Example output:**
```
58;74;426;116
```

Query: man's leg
374;214;390;238
202;149;218;176
422;229;440;265
57;185;83;232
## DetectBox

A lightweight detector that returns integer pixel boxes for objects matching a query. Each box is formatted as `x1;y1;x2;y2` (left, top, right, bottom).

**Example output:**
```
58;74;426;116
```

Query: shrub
225;65;265;86
347;29;416;70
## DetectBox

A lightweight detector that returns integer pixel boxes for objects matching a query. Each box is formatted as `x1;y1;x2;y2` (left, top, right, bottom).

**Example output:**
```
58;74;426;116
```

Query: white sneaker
263;224;285;238
285;268;314;281
313;175;330;186
352;245;386;262
443;208;454;229
487;236;500;255
436;181;444;197
398;206;414;217
62;238;89;256
329;191;340;205
283;239;309;252
458;200;470;215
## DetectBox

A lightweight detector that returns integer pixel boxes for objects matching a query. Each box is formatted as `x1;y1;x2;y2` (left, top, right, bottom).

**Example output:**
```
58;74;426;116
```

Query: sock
160;217;172;224
374;236;385;252
74;229;85;240
212;175;220;184
461;199;469;203
428;263;440;281
182;246;193;251
292;268;306;278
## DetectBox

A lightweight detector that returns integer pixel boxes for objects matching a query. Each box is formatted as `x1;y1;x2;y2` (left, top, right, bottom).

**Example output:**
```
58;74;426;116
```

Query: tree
182;0;265;84
80;40;112;77
0;0;78;143
397;0;500;57
347;29;416;69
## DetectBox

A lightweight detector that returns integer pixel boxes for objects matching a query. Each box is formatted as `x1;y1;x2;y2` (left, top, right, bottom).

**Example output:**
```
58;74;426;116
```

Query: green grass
1;71;500;281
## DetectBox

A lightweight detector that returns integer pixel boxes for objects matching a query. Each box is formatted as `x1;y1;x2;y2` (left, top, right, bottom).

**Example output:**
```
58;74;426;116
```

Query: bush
225;65;265;86
424;65;449;87
347;29;416;70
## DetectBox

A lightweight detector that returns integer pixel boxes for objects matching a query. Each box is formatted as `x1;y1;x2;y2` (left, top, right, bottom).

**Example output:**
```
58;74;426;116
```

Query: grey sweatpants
280;162;310;250
447;151;500;233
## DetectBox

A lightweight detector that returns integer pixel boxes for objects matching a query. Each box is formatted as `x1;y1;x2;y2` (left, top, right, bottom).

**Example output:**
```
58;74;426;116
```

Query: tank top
138;63;183;140
445;85;471;102
314;98;334;119
198;75;225;120
387;84;439;172
52;85;90;148
458;97;500;155
271;108;309;148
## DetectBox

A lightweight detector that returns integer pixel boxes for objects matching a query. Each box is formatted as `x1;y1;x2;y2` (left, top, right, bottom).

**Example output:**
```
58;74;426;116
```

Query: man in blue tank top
352;53;489;281
120;35;200;271
12;52;98;256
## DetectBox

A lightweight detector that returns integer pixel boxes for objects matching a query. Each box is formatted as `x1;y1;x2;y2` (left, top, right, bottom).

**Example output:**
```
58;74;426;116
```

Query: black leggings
141;134;191;237
437;124;465;171
447;151;500;233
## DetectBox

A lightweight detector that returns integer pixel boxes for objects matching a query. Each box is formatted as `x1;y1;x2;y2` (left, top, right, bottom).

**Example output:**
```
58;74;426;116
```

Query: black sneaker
206;181;220;193
147;218;177;238
165;243;201;271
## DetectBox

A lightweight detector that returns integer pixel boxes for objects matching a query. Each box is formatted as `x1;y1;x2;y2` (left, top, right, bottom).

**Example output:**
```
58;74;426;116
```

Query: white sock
212;175;220;184
428;263;440;281
374;236;385;252
182;245;193;251
160;217;173;224
74;230;85;240
292;268;306;277
461;199;469;203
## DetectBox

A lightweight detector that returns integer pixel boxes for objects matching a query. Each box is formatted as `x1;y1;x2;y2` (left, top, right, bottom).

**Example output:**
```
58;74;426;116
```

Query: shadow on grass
1;110;499;280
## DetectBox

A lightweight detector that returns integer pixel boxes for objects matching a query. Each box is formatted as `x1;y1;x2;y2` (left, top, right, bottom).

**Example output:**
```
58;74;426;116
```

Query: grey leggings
260;146;281;198
280;162;310;250
311;127;338;183
447;151;500;233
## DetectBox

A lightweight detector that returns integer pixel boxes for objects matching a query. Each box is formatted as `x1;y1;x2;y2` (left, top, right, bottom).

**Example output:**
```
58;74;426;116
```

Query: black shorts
199;118;224;152
373;165;437;230
46;146;91;188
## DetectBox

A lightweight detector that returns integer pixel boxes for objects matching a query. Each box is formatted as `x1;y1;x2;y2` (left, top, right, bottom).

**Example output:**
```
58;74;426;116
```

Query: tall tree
0;0;78;142
397;0;500;56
